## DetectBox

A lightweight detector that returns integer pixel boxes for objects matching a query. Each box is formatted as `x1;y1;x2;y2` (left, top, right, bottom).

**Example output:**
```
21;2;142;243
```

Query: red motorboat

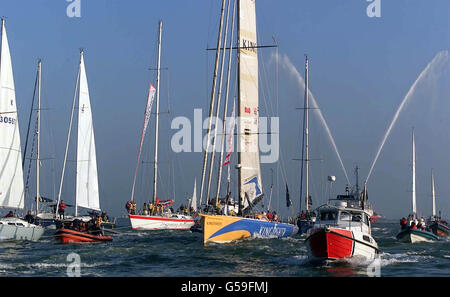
54;228;112;244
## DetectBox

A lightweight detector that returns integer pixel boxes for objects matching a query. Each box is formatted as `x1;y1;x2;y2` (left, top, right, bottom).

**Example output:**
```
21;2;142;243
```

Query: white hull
129;214;194;230
0;218;44;241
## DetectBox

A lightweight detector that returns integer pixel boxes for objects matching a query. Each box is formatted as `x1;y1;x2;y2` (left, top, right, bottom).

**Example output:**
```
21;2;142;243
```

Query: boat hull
396;228;439;243
129;214;194;230
0;218;45;241
200;214;299;244
305;227;379;261
428;222;449;237
54;228;112;244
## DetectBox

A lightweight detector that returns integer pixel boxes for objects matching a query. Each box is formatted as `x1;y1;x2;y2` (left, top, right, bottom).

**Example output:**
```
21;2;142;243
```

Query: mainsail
76;52;100;211
238;0;263;212
0;20;25;209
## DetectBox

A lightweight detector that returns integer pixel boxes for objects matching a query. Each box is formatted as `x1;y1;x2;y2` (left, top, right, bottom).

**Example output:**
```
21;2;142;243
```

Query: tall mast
152;20;162;203
431;168;436;217
36;60;42;216
304;55;309;212
411;128;417;217
208;0;232;207
199;0;226;207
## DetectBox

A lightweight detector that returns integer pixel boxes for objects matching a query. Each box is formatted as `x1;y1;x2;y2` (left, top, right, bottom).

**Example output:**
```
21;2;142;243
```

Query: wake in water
365;50;450;184
273;52;351;185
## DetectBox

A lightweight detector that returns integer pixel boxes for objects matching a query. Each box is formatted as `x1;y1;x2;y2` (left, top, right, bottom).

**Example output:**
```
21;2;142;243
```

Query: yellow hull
200;214;298;244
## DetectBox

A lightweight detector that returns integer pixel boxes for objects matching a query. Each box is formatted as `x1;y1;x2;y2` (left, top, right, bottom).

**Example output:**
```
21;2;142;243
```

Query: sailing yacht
427;170;449;237
199;0;298;244
127;21;194;231
396;129;438;243
0;19;44;241
53;51;107;232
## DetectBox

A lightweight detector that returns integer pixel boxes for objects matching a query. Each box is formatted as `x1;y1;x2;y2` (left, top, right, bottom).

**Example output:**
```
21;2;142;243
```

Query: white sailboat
396;128;438;243
55;50;102;224
0;19;44;241
128;21;194;230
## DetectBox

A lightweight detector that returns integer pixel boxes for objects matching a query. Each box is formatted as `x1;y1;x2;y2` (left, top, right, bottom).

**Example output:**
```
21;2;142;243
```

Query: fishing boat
305;185;379;260
396;129;438;243
426;170;448;237
53;50;111;243
199;0;298;244
0;19;44;241
127;21;194;231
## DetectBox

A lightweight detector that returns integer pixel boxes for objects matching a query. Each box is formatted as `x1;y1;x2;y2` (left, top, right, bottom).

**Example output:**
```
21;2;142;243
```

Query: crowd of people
64;214;105;236
125;199;197;217
400;215;427;231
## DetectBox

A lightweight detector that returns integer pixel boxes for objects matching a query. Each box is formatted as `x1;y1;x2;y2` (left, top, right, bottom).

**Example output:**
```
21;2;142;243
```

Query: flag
223;100;236;166
286;183;292;208
130;83;156;201
143;84;156;134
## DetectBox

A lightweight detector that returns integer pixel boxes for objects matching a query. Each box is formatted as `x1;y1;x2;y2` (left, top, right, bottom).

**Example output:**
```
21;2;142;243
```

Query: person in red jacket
410;222;418;230
59;200;67;219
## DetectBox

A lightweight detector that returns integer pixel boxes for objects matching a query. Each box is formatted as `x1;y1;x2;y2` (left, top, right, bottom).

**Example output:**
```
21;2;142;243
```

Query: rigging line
22;66;39;169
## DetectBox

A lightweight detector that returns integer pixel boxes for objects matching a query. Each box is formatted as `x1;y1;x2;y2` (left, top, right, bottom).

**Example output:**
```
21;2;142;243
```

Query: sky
1;0;450;219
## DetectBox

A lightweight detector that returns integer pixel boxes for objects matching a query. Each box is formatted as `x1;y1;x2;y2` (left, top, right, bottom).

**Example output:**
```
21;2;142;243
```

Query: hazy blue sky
1;0;450;219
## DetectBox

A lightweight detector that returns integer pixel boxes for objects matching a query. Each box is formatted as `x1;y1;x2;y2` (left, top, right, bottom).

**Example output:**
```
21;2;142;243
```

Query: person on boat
131;200;137;215
4;210;14;218
411;222;418;230
273;211;279;222
24;211;34;224
125;201;131;213
58;201;67;219
267;210;274;221
400;217;408;229
143;203;148;215
101;211;109;222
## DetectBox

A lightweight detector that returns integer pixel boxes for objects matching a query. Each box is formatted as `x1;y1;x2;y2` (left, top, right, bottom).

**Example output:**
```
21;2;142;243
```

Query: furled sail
238;0;263;212
0;20;25;209
76;52;100;211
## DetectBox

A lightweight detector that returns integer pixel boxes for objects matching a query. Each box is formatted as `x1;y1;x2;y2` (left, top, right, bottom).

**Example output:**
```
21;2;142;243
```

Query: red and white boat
306;187;379;261
129;212;194;230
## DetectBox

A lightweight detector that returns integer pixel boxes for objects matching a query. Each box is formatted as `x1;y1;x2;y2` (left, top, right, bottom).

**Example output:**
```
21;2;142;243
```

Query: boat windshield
319;210;338;221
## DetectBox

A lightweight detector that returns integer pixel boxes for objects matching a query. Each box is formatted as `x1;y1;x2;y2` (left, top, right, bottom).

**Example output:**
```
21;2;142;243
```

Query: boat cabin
315;202;372;233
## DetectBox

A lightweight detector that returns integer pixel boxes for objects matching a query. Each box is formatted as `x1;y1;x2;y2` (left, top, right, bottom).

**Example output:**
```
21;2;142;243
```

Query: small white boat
129;213;194;230
0;217;44;241
0;20;44;241
396;129;438;243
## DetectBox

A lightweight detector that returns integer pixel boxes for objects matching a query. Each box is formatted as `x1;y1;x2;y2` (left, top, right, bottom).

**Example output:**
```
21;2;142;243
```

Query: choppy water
0;219;448;277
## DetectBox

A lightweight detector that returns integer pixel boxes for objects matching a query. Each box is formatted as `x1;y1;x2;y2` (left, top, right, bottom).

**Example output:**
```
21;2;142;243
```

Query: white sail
76;52;100;211
191;179;197;211
238;0;263;211
0;20;25;209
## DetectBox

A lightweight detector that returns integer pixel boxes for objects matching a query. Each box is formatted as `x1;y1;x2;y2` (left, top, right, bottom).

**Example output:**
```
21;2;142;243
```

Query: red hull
306;228;354;259
54;228;112;244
